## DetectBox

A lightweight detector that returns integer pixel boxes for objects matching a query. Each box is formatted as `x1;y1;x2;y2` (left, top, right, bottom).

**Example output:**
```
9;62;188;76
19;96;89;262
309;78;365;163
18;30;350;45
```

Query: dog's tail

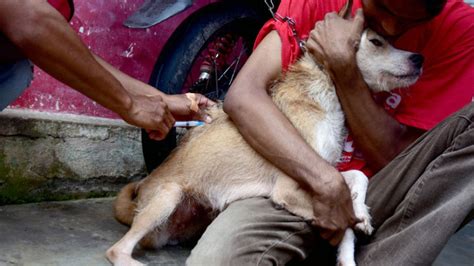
114;182;138;226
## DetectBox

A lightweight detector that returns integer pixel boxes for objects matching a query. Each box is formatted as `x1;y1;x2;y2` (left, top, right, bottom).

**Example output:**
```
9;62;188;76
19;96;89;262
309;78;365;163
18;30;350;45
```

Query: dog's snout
409;54;424;69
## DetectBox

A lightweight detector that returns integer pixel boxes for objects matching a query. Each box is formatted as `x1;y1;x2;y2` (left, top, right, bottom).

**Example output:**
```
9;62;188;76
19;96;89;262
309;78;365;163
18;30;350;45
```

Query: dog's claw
355;216;373;235
106;247;146;266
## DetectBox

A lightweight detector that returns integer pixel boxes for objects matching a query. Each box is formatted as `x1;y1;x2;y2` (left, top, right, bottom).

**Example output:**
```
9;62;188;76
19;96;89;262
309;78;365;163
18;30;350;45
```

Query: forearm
224;31;341;195
333;65;424;170
0;0;132;116
93;54;167;98
226;88;340;194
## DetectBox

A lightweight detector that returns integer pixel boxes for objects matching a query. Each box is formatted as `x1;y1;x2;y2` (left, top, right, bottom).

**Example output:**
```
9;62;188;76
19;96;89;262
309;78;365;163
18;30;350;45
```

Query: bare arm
332;65;424;170
224;31;357;245
93;55;215;125
0;0;175;138
307;10;425;171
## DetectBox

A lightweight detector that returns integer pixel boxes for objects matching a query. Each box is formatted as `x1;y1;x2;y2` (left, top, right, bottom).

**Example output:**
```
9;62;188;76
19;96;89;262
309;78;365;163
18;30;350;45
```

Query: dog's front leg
106;183;183;266
341;170;373;235
336;170;374;266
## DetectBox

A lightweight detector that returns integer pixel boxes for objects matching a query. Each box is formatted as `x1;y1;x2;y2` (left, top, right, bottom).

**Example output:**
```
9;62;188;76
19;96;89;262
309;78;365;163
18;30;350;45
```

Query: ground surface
0;198;472;266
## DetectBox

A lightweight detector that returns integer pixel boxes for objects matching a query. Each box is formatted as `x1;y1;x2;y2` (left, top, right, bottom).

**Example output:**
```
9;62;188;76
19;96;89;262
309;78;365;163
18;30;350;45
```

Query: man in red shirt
187;0;474;265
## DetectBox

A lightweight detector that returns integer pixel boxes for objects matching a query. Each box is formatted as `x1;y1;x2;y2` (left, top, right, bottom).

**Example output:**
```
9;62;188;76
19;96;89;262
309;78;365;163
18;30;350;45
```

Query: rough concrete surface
0;198;189;266
0;198;472;266
0;110;146;204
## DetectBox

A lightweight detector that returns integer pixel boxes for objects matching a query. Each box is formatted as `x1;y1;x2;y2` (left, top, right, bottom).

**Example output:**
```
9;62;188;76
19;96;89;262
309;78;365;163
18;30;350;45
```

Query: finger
350;215;362;228
152;119;170;138
328;230;345;246
196;94;216;107
319;228;336;241
311;217;338;232
148;130;164;141
353;9;365;34
324;11;337;21
306;39;326;67
193;109;213;123
163;107;175;129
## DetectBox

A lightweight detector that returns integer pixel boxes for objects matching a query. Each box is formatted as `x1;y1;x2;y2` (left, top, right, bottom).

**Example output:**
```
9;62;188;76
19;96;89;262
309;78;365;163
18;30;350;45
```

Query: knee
186;230;260;266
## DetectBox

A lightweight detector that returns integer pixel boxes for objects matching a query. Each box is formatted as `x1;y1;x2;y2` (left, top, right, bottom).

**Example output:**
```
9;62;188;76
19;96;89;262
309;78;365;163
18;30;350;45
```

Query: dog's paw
337;256;357;266
355;215;373;235
106;247;146;266
353;203;373;235
337;262;356;266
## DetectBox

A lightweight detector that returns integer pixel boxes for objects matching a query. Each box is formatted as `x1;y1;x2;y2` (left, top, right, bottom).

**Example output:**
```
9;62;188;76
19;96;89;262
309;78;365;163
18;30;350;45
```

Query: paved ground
0;198;472;266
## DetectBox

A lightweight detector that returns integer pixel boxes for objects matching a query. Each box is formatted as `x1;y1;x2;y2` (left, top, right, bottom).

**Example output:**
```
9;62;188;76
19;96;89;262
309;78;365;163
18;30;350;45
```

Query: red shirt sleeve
48;0;74;21
253;0;349;71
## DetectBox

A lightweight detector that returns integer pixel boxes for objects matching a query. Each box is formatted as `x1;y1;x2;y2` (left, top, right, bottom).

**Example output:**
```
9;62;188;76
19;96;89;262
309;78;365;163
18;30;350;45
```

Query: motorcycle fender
123;0;193;29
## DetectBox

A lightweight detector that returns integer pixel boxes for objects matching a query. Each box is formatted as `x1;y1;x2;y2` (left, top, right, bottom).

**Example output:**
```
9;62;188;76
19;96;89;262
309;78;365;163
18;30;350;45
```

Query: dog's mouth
386;69;422;81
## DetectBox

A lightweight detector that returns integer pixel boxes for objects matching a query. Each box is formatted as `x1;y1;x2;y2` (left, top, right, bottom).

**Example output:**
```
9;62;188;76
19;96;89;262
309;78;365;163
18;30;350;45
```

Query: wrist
331;60;364;92
328;54;357;81
304;163;342;197
112;88;133;117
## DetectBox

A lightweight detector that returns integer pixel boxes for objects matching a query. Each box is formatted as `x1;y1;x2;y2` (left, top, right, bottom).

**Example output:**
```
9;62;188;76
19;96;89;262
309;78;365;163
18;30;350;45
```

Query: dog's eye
370;39;384;47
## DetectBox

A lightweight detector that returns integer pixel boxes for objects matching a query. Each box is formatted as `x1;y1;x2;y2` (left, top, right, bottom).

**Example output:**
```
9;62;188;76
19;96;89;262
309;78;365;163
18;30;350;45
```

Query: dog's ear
338;0;353;19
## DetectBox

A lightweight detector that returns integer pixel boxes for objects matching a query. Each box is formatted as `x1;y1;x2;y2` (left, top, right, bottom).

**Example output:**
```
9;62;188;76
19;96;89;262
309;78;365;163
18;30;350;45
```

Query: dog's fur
106;4;423;266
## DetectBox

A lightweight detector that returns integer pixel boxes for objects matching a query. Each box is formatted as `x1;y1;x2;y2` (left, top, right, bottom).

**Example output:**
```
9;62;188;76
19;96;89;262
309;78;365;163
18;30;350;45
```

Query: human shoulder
276;0;348;22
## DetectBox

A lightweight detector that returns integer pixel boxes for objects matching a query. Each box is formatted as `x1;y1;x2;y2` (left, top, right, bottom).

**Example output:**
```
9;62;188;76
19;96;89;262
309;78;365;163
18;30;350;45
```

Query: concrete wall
0;110;146;204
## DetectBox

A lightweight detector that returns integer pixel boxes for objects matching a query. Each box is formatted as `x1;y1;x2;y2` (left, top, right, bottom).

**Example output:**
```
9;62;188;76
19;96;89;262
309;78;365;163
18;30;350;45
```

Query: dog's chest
273;56;347;164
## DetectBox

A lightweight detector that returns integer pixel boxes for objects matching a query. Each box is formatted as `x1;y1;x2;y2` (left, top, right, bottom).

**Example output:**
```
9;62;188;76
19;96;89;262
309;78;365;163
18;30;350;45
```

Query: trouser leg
357;102;474;265
187;197;324;266
0;59;33;111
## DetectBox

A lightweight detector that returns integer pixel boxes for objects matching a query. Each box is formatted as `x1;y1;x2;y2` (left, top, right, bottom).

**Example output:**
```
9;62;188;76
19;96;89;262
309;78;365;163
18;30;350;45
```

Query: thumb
196;94;217;108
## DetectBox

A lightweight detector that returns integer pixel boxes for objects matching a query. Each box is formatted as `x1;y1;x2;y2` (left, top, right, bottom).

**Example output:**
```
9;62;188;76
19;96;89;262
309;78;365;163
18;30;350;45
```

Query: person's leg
187;197;327;266
357;102;474;265
0;59;33;110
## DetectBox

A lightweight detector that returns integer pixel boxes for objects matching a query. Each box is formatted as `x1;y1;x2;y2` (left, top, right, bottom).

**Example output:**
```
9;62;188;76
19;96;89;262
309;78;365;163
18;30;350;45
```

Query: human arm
0;0;177;138
224;30;357;245
306;10;425;171
92;55;215;139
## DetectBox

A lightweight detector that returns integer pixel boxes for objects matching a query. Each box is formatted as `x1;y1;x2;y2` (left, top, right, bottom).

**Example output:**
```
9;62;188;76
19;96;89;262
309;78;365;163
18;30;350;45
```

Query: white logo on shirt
343;140;354;152
386;93;402;109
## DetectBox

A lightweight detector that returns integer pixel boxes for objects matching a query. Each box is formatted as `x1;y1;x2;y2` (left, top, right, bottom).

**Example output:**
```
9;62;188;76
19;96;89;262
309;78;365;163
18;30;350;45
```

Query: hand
164;93;216;123
306;9;364;78
120;93;175;141
310;168;359;246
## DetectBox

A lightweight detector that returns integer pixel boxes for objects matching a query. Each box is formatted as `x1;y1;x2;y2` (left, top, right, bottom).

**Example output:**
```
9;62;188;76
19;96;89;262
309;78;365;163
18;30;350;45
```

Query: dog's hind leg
337;228;356;266
106;182;183;266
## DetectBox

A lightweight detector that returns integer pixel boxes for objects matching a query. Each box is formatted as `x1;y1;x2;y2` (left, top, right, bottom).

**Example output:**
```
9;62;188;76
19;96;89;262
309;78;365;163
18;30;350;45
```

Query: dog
106;3;423;266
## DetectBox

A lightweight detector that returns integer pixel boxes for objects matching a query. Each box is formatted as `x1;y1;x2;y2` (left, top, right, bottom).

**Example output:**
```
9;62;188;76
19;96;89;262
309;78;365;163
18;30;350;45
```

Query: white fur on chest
306;68;346;165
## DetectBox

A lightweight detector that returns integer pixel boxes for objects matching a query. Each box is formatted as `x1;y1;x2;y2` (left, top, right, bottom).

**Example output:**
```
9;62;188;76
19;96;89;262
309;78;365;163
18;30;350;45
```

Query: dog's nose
409;54;424;69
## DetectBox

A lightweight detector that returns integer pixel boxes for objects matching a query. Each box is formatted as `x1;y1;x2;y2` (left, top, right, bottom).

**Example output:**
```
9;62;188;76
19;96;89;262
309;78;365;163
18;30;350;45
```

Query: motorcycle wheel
142;3;266;173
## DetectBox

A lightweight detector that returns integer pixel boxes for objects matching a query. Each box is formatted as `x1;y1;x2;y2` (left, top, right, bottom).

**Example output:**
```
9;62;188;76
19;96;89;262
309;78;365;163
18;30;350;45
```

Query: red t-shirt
48;0;74;21
255;0;474;177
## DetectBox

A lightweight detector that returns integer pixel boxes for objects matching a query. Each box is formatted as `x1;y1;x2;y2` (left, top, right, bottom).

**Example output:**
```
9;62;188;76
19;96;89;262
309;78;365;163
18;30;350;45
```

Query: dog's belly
205;174;277;211
139;196;215;249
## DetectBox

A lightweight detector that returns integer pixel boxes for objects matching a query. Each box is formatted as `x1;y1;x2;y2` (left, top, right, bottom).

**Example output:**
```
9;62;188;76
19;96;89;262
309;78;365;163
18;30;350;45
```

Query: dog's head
356;29;423;92
337;0;423;92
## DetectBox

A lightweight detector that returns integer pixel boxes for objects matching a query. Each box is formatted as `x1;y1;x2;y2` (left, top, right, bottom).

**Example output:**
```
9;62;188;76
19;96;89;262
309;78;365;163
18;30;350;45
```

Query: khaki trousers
187;102;474;266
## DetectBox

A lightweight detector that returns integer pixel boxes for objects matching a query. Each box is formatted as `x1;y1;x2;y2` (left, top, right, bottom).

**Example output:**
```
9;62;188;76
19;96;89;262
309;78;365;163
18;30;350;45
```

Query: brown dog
106;1;424;265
